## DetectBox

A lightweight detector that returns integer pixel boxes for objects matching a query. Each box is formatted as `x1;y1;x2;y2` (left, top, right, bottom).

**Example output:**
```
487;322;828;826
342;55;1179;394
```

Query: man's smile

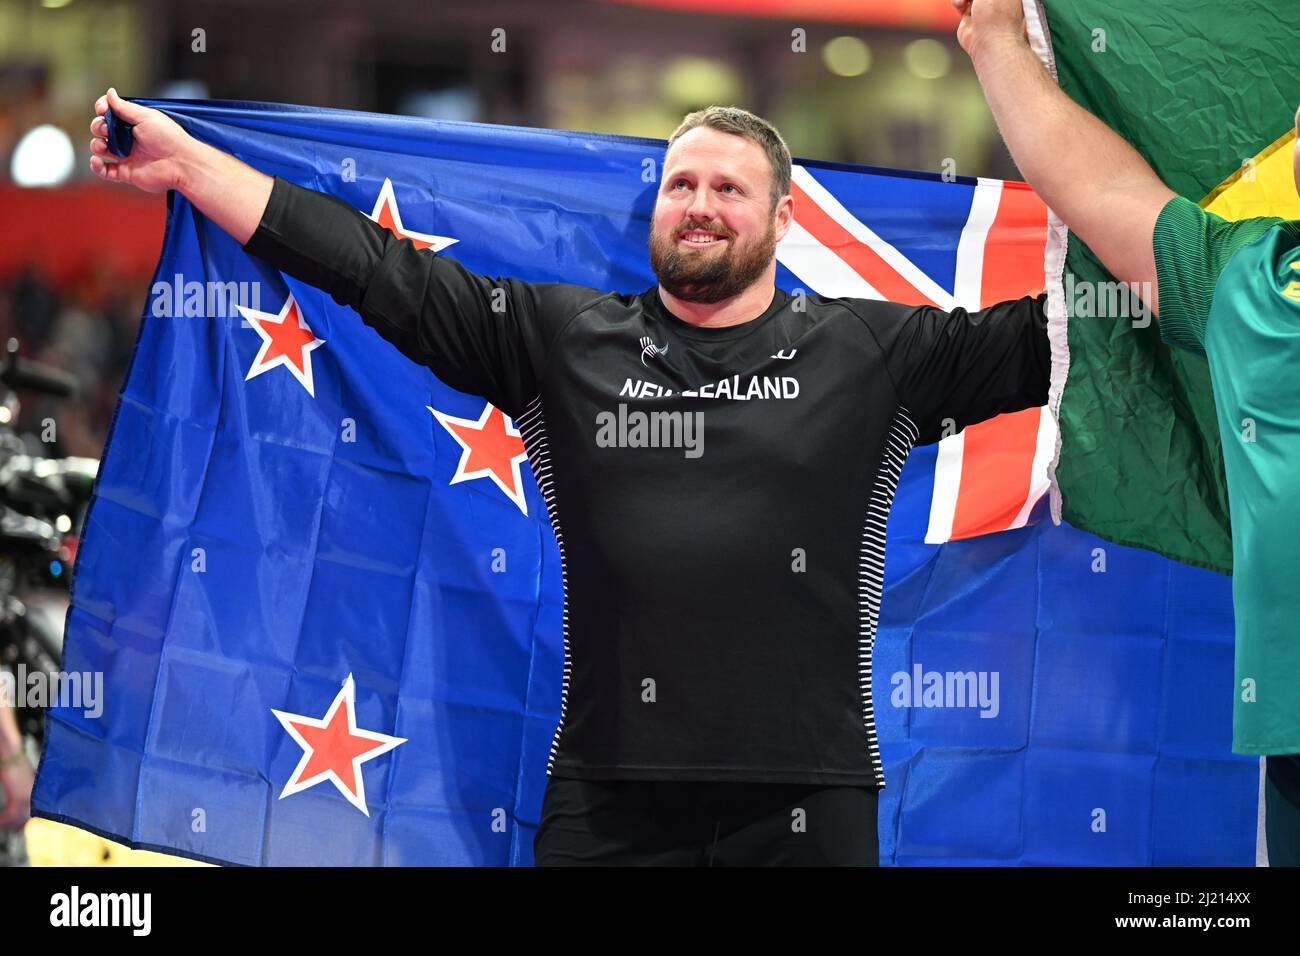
678;229;730;247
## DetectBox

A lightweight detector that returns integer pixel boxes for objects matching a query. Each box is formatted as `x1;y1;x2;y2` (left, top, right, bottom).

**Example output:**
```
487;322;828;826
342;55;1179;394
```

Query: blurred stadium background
0;0;1016;866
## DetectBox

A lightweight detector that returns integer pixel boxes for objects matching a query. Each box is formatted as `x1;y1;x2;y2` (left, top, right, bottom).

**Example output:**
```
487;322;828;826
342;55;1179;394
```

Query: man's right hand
90;88;194;194
89;88;274;245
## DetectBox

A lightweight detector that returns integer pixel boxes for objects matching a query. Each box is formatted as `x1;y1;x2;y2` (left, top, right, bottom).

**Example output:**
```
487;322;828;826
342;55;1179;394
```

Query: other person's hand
952;0;1028;59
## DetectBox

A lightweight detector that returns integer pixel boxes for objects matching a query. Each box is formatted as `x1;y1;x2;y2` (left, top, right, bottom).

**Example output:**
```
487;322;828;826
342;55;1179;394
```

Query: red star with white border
429;403;530;515
368;178;459;252
237;294;326;397
271;674;406;816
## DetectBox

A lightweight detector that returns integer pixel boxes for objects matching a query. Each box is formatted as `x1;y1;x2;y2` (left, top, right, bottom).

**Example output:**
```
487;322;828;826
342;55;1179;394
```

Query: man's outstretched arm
955;0;1175;314
89;88;591;417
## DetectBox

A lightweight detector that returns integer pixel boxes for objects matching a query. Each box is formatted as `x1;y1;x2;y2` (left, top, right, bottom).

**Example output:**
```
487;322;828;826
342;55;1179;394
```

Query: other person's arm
954;0;1175;314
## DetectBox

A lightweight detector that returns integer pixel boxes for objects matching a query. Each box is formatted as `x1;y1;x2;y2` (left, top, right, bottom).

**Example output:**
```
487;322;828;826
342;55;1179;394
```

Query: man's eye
722;184;738;194
672;179;688;189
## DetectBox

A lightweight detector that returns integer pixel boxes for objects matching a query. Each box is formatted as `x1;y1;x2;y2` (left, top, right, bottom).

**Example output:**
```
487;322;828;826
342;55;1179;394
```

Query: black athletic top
244;176;1050;788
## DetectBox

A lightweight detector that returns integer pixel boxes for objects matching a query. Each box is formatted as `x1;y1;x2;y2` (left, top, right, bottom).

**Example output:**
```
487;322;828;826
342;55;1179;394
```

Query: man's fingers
106;86;148;123
90;136;110;156
95;94;107;116
90;116;107;137
90;154;124;183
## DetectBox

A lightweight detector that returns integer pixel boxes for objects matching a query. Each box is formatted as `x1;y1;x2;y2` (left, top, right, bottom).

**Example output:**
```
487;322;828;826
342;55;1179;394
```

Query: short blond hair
667;106;792;211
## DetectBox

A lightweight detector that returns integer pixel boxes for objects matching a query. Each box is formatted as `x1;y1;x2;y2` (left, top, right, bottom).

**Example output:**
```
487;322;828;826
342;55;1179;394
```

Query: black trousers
1266;753;1300;866
534;774;879;866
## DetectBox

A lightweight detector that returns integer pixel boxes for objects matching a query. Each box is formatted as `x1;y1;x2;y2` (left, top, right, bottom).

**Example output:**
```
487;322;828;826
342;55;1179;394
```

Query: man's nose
684;189;718;226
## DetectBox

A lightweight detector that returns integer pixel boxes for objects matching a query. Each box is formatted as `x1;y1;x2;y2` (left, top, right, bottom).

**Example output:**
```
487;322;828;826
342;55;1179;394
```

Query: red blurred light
60;534;78;567
600;0;961;29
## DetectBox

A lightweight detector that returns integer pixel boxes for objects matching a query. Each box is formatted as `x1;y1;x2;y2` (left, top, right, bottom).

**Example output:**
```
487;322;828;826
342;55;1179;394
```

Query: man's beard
648;217;777;304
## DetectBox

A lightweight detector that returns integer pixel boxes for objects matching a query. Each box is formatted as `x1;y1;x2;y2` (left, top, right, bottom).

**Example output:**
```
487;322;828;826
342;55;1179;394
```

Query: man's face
649;126;792;304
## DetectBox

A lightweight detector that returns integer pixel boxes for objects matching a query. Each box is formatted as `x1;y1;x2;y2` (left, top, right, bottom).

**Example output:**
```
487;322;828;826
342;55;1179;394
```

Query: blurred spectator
9;266;59;355
0;260;142;460
0;675;34;867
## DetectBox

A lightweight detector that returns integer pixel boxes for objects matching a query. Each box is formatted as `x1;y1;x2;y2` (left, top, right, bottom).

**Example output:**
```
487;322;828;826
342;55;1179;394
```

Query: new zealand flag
32;100;1255;865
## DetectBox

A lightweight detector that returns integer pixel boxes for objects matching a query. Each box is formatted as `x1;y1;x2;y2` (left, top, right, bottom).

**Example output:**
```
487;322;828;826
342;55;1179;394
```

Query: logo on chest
1281;262;1300;304
639;336;670;366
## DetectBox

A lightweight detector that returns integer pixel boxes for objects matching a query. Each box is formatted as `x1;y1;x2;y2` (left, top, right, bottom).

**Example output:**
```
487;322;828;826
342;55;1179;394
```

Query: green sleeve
1152;196;1282;355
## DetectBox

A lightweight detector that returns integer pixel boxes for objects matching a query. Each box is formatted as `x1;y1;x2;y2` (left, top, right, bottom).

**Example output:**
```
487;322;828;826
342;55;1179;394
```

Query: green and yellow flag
1026;0;1300;573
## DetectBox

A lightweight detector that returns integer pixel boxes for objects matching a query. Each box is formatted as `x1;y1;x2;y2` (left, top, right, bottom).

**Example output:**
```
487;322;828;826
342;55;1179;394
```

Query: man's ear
774;193;794;242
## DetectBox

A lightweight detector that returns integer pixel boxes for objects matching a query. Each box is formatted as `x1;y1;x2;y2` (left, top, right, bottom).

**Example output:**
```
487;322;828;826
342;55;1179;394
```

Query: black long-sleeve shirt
243;175;1050;787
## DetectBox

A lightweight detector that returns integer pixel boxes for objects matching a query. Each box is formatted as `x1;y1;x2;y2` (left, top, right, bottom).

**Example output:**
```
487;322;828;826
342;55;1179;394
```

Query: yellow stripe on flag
1202;130;1300;221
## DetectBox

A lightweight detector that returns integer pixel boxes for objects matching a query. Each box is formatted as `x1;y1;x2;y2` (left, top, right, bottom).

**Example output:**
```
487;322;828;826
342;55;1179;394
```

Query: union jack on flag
776;163;1055;544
